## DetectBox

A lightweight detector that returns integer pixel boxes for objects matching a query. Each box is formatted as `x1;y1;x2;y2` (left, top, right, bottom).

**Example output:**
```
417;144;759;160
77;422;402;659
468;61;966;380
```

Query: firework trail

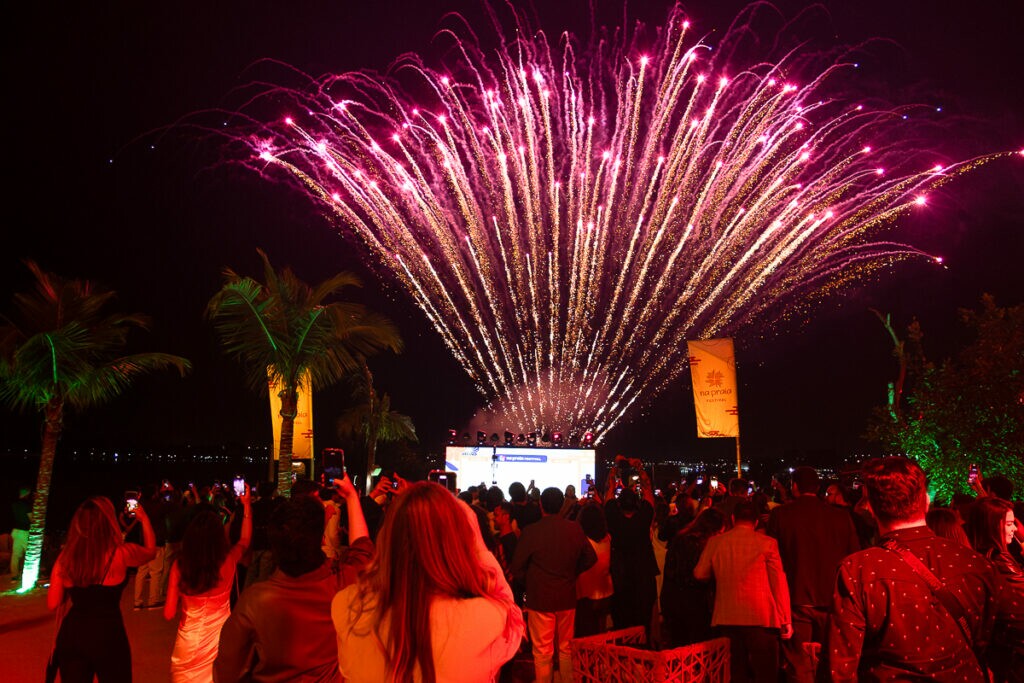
234;4;1010;441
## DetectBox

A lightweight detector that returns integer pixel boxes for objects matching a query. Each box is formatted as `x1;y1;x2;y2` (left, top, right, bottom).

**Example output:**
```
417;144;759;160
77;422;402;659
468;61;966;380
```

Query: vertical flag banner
268;371;314;462
687;339;740;438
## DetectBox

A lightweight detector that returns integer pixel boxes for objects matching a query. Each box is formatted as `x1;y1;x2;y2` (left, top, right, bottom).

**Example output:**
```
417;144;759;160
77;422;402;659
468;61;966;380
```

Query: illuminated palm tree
0;262;191;592
207;249;401;497
336;364;418;494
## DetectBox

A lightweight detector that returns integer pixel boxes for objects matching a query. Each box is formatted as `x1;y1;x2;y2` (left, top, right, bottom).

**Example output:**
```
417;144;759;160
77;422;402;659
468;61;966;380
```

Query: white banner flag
687;338;740;438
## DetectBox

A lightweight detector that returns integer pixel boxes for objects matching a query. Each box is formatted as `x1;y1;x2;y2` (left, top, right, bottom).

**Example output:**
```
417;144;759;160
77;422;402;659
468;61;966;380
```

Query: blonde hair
59;497;124;586
350;482;495;683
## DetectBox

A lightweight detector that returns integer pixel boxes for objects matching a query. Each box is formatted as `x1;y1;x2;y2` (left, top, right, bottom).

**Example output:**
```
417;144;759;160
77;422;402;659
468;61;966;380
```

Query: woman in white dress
164;487;251;682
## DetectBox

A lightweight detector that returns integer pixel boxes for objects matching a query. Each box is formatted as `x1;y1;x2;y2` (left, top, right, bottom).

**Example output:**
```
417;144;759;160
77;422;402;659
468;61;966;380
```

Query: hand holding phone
233;476;246;496
968;463;979;485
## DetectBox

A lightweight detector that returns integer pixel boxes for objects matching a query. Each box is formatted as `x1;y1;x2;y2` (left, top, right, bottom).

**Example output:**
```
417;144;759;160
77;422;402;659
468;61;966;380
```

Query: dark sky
3;0;1022;466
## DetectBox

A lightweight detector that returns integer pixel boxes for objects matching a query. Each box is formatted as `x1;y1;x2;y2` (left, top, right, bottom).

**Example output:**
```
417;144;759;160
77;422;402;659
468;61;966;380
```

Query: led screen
444;446;596;496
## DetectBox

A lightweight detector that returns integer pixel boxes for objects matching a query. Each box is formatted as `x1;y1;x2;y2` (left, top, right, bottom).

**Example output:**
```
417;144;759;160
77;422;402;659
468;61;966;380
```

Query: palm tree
336;364;418;494
207;249;401;498
0;262;191;592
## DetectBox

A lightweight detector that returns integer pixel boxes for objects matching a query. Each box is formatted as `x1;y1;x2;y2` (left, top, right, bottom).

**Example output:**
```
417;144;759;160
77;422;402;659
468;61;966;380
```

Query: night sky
3;0;1022;467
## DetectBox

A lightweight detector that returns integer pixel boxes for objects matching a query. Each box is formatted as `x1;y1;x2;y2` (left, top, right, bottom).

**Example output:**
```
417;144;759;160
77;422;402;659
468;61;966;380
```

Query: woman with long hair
659;507;725;646
925;507;971;547
967;497;1023;681
332;481;524;683
47;496;157;682
163;487;251;682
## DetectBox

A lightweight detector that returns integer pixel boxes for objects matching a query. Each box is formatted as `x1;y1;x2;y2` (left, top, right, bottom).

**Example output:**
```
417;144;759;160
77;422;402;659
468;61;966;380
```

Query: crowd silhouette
27;456;1024;682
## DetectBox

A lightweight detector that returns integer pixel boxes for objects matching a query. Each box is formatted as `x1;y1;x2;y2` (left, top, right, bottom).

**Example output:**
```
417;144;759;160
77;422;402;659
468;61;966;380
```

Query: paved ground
0;567;538;683
0;569;176;683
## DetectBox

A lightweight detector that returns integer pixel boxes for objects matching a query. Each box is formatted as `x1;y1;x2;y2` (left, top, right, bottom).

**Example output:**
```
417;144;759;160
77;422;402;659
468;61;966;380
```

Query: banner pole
736;437;742;479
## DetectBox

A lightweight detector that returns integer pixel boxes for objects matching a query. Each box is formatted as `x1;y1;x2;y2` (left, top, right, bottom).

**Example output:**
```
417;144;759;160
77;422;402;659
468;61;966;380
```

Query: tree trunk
277;388;298;498
21;401;62;592
362;363;378;496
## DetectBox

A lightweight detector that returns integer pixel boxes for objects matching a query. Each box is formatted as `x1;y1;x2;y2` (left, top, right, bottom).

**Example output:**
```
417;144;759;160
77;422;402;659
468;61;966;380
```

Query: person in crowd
511;487;596;683
661;508;725;646
714;478;751;525
695;501;792;683
484;485;506;512
926;507;972;546
321;487;344;561
825;482;876;548
559;484;580;519
133;484;169;610
604;456;659;630
767;466;860;683
47;496;157;682
830;456;1000;681
9;485;30;584
966;497;1024;680
492;501;519;588
575;502;613;637
508;481;541;531
164;489;251;682
244;481;280;588
215;474;372;682
334;482;524;683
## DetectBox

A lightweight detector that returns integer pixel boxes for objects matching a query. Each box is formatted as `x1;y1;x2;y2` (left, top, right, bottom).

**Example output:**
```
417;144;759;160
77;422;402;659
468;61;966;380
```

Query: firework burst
231;4;1010;441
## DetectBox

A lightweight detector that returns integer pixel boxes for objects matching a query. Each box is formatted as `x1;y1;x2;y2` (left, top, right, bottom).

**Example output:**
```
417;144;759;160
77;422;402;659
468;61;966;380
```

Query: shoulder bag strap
882;539;984;666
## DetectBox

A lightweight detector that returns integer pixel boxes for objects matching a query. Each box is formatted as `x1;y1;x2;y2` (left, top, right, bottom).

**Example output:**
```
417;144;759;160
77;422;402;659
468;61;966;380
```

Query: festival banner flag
268;371;314;463
687;339;740;438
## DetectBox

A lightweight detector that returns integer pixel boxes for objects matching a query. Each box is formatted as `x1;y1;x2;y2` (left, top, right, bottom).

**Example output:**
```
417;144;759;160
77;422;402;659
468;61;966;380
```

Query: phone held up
321;448;346;485
124;490;140;516
233;476;246;496
969;463;979;485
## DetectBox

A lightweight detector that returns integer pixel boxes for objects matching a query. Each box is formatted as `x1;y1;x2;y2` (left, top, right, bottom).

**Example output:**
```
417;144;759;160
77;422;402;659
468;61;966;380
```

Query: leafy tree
0;262;190;592
867;295;1024;502
207;250;401;497
336;364;418;494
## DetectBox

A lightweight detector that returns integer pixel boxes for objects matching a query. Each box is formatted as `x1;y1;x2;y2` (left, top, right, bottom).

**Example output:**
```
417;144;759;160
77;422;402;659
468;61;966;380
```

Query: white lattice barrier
570;627;730;683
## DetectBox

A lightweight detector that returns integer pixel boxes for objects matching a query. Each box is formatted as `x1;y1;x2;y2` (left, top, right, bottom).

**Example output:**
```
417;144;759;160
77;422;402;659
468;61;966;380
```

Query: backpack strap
882;538;985;668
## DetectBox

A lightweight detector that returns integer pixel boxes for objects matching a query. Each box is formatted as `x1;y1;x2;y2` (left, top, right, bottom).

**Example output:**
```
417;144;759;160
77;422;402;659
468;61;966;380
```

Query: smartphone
391;478;400;490
615;486;624;498
233;476;245;496
321;448;345;484
654;489;662;497
586;486;595;498
710;478;719;490
124;490;140;516
968;463;979;484
428;470;458;492
696;477;704;485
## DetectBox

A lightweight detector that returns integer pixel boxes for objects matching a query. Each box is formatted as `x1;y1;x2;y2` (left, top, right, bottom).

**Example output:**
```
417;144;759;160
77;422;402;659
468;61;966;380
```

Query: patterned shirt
830;525;997;682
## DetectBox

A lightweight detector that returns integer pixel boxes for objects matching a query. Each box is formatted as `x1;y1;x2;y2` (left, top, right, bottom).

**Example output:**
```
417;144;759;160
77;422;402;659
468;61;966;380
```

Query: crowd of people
36;454;1024;682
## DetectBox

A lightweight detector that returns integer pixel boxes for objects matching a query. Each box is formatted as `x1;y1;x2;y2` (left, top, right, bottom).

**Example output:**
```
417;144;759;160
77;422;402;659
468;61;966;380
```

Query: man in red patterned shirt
830;457;998;682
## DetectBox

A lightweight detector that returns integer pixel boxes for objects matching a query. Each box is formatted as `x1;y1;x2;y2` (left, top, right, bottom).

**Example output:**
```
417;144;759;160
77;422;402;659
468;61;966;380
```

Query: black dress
54;576;132;682
660;532;715;646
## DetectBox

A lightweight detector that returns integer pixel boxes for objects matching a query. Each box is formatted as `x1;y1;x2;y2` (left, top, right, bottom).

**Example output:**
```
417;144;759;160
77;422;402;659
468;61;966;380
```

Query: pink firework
231;4;1010;441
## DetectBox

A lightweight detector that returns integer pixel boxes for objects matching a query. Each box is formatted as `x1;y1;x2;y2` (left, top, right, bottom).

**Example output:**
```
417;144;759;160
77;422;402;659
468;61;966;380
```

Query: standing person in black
660;508;725;645
48;496;157;682
604;456;659;631
767;466;860;682
509;481;542;532
511;487;597;683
